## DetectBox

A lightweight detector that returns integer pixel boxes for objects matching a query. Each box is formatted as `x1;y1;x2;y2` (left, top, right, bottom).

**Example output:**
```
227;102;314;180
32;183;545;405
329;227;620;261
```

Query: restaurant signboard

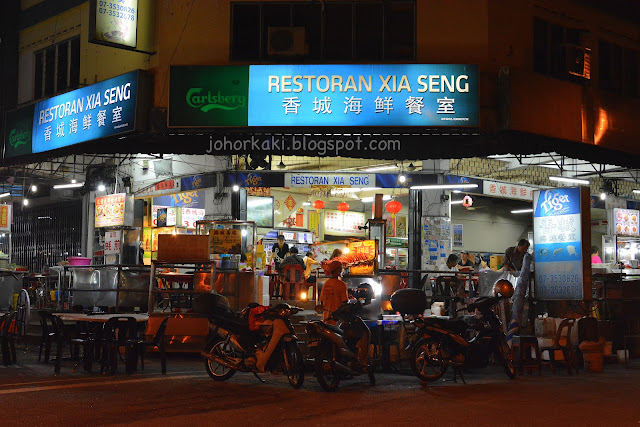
89;0;139;49
95;193;126;227
169;64;479;127
0;204;12;231
533;187;585;300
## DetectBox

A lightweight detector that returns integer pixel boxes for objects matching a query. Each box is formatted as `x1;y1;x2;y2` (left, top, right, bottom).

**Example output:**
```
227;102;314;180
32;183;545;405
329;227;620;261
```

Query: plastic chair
0;312;17;365
540;318;578;375
511;335;542;376
98;317;138;375
44;313;72;374
129;316;169;374
282;264;305;300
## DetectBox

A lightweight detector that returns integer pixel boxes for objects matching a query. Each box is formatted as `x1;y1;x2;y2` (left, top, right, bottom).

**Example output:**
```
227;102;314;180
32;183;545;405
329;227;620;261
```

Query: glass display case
385;237;408;269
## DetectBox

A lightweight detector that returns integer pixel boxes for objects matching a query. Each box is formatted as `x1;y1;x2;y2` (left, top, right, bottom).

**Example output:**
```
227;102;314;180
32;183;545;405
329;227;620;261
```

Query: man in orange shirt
320;260;348;325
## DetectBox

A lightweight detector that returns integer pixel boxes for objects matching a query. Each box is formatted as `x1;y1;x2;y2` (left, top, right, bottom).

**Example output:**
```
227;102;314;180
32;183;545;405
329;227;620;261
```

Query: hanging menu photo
95;194;126;227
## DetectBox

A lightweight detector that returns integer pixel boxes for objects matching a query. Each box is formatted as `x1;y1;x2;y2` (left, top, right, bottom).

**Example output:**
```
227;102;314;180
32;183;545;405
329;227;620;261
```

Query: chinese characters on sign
533;188;583;300
483;180;535;201
95;194;126;228
248;64;478;127
104;231;122;255
32;70;140;153
348;240;377;276
324;210;366;236
0;205;12;231
209;229;242;254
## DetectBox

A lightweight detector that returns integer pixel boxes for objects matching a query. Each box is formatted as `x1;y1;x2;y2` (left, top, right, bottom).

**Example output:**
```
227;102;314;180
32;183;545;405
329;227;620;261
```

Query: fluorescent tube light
511;209;533;214
0;193;10;198
360;195;392;203
450;200;464;205
633;190;640;194
362;165;398;172
410;184;478;190
549;176;589;185
53;182;84;189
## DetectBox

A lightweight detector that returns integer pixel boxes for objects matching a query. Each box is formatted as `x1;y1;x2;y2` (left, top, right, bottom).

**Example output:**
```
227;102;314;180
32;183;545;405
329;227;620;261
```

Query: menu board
0;204;12;231
95;194;126;227
613;208;639;236
324;210;366;236
209;229;242;254
181;208;206;228
533;188;583;300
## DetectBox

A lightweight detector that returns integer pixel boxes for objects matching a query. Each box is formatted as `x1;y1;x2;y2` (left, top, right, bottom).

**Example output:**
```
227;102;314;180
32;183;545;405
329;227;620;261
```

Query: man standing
320;260;349;325
458;250;474;269
270;235;289;272
503;239;531;272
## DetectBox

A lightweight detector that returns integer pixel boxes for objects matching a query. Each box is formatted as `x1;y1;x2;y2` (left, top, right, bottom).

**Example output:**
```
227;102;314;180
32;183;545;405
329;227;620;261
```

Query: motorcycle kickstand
253;372;266;383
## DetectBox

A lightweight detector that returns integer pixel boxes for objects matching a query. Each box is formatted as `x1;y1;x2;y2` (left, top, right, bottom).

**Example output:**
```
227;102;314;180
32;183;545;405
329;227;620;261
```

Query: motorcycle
201;302;305;389
306;296;375;392
409;295;517;384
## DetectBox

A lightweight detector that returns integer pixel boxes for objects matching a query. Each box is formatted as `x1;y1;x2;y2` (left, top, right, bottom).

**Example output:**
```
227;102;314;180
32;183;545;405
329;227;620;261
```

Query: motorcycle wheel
315;343;341;392
204;340;237;381
497;334;517;379
283;342;305;389
410;338;447;382
367;357;376;386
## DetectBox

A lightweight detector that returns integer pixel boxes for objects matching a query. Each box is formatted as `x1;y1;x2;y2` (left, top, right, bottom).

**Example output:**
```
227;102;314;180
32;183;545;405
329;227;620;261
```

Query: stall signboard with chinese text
32;70;142;153
324;210;366;236
613;208;639;236
209;229;242;254
104;231;121;255
90;0;138;49
347;240;377;275
0;205;12;231
169;65;478;127
152;190;205;226
181;208;206;228
533;188;583;299
483;180;534;201
95;194;126;227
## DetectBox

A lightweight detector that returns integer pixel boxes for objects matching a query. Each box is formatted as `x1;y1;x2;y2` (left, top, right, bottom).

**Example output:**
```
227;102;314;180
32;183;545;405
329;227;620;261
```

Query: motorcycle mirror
314;304;324;314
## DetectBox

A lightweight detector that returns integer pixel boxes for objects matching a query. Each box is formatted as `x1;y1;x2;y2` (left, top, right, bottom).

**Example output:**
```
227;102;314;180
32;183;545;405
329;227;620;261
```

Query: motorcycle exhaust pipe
200;351;240;370
332;361;357;376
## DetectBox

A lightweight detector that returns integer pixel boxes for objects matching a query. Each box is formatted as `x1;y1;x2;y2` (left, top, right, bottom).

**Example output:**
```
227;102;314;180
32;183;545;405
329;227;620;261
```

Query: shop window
33;36;80;100
532;17;589;82
230;1;415;61
599;39;639;97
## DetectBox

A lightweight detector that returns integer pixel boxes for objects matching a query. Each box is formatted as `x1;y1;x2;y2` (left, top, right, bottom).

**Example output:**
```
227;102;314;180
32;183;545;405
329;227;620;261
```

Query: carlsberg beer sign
3;104;34;158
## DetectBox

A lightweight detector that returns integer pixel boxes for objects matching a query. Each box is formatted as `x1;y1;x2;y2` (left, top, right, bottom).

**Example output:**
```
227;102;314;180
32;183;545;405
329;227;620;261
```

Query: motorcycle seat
319;321;344;335
423;317;470;335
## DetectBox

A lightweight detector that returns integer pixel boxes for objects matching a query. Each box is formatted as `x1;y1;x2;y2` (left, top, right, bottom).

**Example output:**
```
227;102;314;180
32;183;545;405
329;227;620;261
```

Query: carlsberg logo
540;191;570;214
186;88;246;112
9;129;28;148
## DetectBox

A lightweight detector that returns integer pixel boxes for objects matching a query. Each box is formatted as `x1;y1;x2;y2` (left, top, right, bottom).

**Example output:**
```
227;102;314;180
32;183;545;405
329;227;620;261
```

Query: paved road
2;352;640;426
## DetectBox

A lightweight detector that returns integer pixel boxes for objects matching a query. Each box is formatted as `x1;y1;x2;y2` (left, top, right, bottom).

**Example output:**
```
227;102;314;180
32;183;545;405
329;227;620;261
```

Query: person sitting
282;246;305;269
591;246;603;264
329;248;343;260
303;251;320;283
319;260;349;325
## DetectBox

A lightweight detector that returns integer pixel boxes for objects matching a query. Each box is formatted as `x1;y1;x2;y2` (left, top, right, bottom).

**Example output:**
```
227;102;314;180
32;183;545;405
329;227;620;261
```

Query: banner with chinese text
209;229;242;254
95;194;126;227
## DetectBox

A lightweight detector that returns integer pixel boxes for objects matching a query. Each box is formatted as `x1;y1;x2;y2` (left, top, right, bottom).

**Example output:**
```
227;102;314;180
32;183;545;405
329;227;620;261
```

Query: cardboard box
490;255;504;270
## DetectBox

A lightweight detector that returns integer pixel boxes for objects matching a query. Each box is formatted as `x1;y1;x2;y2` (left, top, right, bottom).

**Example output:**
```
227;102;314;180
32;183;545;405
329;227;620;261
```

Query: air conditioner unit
267;27;307;57
564;44;591;79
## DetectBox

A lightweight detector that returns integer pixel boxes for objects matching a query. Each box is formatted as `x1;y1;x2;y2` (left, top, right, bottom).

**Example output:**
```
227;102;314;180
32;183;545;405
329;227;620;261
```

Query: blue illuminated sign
32;70;141;153
533;188;583;300
248;64;478;127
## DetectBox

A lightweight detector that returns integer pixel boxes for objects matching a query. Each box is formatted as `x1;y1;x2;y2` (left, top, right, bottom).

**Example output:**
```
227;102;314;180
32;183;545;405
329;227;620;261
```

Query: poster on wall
209;229;242;254
247;196;274;228
421;217;452;269
308;210;319;239
0;205;12;231
95;194;126;227
385;215;395;237
533;188;583;300
89;0;139;49
453;224;463;247
396;216;407;238
612;208;639;236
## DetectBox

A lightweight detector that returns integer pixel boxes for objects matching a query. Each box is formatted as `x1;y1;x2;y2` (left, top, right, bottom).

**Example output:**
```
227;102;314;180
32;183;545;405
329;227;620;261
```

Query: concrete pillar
420;173;452;270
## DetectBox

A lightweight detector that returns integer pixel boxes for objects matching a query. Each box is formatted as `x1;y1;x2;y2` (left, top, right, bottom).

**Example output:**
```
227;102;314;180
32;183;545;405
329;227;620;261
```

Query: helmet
354;283;374;304
493;279;514;298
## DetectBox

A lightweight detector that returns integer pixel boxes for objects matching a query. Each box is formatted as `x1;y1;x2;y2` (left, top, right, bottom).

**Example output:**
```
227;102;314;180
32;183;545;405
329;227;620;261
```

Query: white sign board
285;173;376;188
483;180;535;201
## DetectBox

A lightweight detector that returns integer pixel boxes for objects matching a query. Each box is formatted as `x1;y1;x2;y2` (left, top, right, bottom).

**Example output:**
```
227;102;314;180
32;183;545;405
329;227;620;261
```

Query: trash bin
579;341;604;373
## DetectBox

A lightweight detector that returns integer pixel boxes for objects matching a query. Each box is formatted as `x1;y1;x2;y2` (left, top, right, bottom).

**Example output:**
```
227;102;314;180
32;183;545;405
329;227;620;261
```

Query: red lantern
385;199;402;217
312;200;325;209
337;202;350;212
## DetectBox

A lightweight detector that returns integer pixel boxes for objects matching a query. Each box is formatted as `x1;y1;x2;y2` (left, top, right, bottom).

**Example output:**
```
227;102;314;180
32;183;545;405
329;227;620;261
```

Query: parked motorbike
408;281;517;383
201;302;305;389
306;287;375;392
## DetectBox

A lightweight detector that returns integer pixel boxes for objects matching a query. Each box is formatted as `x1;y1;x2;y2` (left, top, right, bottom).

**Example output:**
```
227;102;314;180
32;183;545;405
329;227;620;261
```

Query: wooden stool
512;335;542;376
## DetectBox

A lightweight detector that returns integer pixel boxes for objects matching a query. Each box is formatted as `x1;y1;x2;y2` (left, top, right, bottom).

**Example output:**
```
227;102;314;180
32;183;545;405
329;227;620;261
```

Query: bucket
68;257;92;266
579;341;604;373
